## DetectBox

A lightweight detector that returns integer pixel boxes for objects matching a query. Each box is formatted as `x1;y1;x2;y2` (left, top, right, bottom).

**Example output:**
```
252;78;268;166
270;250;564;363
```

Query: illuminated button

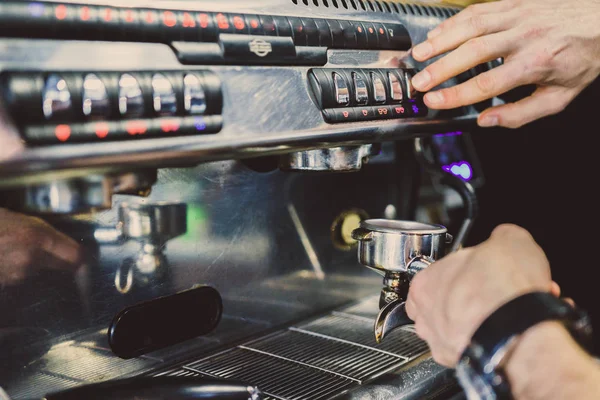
389;72;403;101
352;72;368;105
260;15;277;36
288;17;306;46
183;74;207;115
333;73;350;106
42;74;72;120
391;104;408;118
82;74;110;118
231;15;246;33
181;11;196;28
162;10;177;28
371;72;387;103
124;120;148;136
215;12;232;33
152;74;177;116
322;108;356;123
363;22;378;47
374;105;393;120
353;106;376;121
245;15;263;35
55;124;71;142
352;21;368;48
118;74;145;118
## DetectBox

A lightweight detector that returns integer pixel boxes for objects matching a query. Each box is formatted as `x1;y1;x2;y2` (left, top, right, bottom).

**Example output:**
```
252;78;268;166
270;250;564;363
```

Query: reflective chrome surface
352;219;452;343
0;1;475;398
152;73;178;116
280;144;379;172
183;73;207;115
352;219;449;274
118;73;145;118
42;74;72;120
82;73;110;118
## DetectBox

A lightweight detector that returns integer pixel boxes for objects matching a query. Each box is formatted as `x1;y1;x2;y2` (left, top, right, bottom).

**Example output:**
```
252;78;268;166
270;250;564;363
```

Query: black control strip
0;2;411;66
1;70;223;145
309;68;427;123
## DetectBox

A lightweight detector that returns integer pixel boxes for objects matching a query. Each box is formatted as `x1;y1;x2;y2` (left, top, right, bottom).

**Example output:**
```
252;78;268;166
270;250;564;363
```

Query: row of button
309;68;421;110
22;115;223;145
323;103;427;123
0;2;411;51
1;71;222;125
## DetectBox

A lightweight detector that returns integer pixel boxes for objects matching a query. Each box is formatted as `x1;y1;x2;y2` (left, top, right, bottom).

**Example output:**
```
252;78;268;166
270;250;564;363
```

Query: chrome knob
118;74;145;117
152;73;177;116
183;73;207;115
82;73;110;118
42;74;72;120
352;219;453;342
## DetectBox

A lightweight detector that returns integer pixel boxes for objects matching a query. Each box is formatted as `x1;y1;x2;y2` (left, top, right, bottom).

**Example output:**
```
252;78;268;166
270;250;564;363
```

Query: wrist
505;321;600;400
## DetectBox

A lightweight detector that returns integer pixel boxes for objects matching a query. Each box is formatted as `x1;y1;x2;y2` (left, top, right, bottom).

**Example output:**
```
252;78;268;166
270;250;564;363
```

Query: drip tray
157;297;432;400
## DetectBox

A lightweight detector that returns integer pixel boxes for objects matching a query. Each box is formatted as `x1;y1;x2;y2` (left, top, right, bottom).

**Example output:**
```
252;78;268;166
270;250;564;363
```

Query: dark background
465;79;600;353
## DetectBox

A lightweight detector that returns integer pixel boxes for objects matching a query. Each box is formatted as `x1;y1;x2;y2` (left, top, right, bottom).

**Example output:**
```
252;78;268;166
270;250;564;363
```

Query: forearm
505;321;600;400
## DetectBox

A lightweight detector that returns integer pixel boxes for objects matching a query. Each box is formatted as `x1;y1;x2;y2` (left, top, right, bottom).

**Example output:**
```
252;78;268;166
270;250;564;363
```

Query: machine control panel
0;1;411;66
309;68;427;123
1;70;223;145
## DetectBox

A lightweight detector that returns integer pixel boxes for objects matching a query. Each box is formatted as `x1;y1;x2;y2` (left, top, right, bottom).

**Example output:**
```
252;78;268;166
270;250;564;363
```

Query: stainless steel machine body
0;1;491;398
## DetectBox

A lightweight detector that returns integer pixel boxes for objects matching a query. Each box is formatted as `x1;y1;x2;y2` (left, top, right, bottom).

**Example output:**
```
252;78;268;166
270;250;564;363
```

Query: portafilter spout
352;219;453;343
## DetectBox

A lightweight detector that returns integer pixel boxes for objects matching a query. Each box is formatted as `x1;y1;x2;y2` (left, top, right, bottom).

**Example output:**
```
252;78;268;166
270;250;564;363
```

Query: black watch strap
458;291;593;399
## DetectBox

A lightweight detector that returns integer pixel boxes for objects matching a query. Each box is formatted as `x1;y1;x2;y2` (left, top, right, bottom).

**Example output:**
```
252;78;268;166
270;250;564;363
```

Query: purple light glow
442;161;473;181
194;117;207;131
434;131;463;138
28;2;45;17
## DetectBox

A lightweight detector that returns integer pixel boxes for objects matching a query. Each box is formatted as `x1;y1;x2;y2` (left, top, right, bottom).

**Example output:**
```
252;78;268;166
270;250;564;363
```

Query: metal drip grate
158;307;430;400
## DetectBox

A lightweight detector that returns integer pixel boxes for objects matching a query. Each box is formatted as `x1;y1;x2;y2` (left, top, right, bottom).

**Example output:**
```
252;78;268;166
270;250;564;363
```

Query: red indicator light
95;122;109;139
124;10;134;23
250;19;259;29
160;119;180;133
163;11;177;28
368;27;374;34
126;121;147;135
55;4;67;20
182;12;195;28
395;106;405;114
103;8;112;22
55;124;71;142
379;27;385;35
216;13;229;30
296;24;303;33
233;16;245;30
198;13;209;29
144;11;154;23
361;109;368;116
357;26;363;33
80;6;90;21
342;111;349;118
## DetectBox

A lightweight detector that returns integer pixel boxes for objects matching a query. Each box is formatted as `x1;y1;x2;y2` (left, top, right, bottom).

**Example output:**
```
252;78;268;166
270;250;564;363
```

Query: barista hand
405;224;600;399
410;0;600;128
0;208;82;286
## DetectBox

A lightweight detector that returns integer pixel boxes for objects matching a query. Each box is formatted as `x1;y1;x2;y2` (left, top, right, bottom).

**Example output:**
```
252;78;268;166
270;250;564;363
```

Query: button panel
0;2;411;55
308;68;426;123
1;70;223;145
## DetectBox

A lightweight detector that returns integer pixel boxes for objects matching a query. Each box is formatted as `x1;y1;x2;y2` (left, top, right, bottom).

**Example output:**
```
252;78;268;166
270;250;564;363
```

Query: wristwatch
455;291;593;400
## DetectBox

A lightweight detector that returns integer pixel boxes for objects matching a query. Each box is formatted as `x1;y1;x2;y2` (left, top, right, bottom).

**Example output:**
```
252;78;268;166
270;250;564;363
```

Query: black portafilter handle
44;376;262;400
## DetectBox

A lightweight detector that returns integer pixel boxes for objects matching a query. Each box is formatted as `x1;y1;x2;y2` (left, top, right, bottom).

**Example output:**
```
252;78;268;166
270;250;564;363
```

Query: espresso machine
0;0;493;398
